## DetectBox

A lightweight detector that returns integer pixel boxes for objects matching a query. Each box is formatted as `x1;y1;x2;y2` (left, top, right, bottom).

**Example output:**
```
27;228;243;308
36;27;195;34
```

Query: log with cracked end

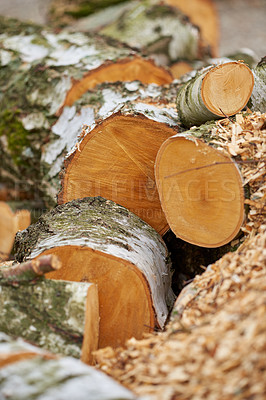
43;80;181;235
155;121;245;248
176;61;254;127
14;196;176;349
0;256;99;364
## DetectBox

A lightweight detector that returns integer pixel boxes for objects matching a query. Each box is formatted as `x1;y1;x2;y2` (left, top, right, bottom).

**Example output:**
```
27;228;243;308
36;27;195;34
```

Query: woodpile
0;2;265;399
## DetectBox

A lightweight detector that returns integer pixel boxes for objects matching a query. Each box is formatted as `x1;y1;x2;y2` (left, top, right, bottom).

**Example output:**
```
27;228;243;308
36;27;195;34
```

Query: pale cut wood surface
59;114;178;235
0;202;31;261
201;61;254;116
155;133;244;247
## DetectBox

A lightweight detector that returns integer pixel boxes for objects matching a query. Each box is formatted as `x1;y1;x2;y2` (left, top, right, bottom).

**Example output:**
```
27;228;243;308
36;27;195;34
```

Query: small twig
0;255;62;283
218;107;235;123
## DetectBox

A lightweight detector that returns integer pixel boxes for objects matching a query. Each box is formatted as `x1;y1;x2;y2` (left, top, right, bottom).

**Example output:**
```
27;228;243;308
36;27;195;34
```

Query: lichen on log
99;0;208;66
0;259;99;363
14;196;175;348
0;16;173;203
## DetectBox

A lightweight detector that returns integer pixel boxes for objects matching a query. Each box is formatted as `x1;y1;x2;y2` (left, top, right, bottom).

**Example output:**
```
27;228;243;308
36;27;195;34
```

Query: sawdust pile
94;112;266;400
94;224;266;399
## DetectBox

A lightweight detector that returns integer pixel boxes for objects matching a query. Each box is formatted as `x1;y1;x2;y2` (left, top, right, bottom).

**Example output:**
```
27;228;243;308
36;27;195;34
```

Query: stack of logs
0;0;265;390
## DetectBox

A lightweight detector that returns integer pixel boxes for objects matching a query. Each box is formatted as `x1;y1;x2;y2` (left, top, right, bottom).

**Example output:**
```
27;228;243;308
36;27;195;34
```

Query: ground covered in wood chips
94;112;266;400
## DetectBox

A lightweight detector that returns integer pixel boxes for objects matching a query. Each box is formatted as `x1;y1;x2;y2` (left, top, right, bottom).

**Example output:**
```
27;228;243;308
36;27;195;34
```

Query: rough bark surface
249;57;266;113
0;335;138;400
0;260;99;362
0;16;173;203
42;80;180;206
14;197;175;348
99;0;208;66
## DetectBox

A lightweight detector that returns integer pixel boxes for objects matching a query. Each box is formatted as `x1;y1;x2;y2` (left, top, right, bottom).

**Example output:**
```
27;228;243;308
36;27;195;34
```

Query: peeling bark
0;16;173;204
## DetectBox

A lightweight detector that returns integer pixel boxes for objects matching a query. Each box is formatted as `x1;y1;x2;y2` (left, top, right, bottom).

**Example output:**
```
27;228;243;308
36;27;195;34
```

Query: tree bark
0;334;139;400
176;61;254;127
99;0;209;66
0;16;173;204
164;0;219;57
248;57;266;113
0;256;99;364
14;197;175;349
42;80;180;234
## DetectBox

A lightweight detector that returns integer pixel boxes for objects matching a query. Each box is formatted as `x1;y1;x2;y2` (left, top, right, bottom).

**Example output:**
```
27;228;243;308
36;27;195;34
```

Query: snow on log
0;16;173;202
42;80;180;235
0;334;139;400
14;197;175;349
176;61;254;127
0;255;99;364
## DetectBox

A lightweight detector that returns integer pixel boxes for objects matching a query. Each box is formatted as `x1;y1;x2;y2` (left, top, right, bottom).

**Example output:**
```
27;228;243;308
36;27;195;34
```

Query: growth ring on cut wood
15;197;175;349
201;62;254;117
155;136;244;247
59;113;178;235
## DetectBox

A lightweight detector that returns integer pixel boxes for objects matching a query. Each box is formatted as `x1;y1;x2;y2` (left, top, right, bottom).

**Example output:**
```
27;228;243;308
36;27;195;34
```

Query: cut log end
201;61;254;117
63;57;173;107
155;136;244;247
58;114;176;235
43;246;155;349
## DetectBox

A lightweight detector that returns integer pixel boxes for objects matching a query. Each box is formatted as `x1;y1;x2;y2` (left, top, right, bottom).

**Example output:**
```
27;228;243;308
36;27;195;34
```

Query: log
156;111;265;248
99;0;209;66
14;197;175;349
249;57;266;113
176;61;254;127
0;16;173;202
0;255;99;364
155;121;245;248
43;81;180;234
0;335;139;400
0;202;31;261
164;0;219;57
0;332;56;368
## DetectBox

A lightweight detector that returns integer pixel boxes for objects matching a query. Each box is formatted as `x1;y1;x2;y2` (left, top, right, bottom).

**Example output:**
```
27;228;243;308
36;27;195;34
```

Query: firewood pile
0;0;265;398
